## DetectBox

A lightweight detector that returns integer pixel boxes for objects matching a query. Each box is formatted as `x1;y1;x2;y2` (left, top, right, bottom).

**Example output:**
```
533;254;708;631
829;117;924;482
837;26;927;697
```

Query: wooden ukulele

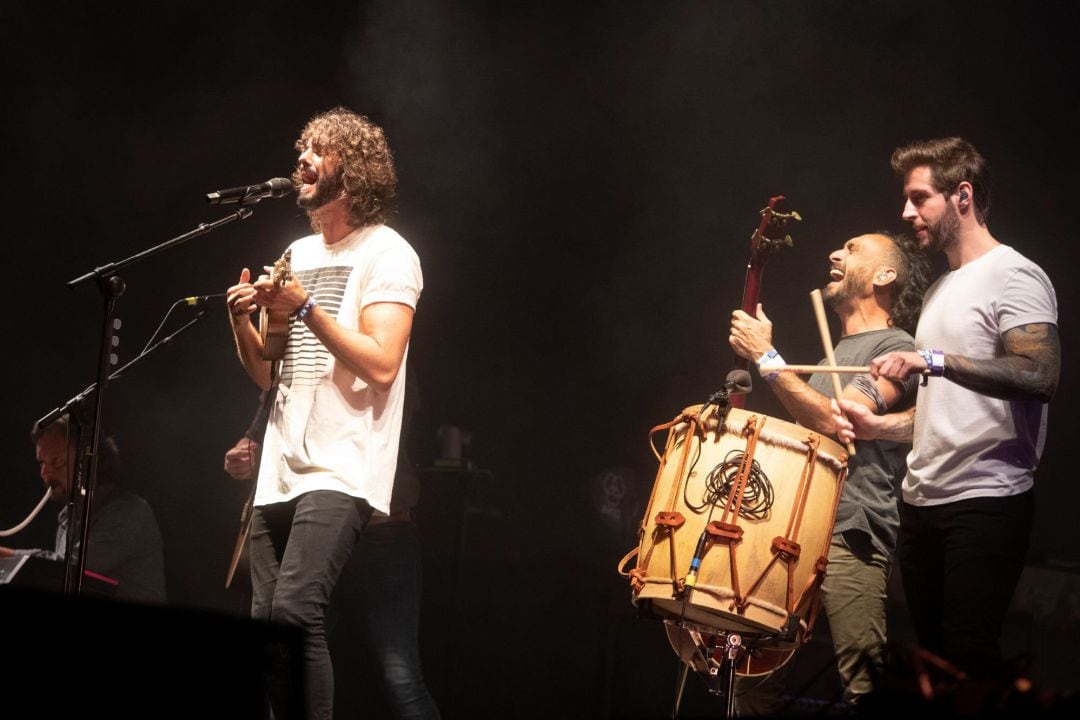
731;196;801;409
259;249;292;361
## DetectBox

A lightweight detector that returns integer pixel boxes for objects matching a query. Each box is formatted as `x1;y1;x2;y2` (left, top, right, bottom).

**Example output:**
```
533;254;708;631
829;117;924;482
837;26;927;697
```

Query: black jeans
897;490;1033;678
251;490;371;720
329;520;441;720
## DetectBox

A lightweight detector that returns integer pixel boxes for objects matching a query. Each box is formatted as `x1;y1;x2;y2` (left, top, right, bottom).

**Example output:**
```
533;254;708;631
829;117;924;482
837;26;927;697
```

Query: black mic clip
700;369;753;424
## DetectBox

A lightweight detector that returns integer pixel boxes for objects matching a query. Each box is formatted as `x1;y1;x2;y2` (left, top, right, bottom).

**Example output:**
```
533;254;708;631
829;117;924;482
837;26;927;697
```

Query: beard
823;265;870;307
296;169;344;213
927;203;961;253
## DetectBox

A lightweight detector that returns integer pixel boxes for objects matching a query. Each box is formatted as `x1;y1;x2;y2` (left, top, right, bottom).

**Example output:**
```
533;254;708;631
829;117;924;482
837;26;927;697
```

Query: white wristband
756;348;786;379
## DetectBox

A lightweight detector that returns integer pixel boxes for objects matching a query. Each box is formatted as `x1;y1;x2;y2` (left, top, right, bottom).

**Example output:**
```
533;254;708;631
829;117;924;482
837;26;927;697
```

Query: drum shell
633;406;846;641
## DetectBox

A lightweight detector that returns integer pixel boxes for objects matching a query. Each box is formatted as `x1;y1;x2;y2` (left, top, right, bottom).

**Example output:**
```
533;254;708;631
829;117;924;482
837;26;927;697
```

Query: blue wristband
917;348;945;383
296;296;317;321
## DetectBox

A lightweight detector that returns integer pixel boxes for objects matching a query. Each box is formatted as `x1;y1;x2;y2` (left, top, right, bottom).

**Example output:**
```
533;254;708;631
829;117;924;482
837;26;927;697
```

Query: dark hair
878;231;932;335
294;106;397;230
890;136;992;224
31;413;120;485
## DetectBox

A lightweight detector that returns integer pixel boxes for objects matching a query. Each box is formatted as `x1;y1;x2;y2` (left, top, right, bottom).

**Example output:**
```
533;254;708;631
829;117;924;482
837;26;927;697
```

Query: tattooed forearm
943;323;1060;402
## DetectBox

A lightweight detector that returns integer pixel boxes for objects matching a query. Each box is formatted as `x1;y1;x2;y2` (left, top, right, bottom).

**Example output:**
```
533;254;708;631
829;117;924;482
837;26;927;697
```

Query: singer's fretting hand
227;268;258;318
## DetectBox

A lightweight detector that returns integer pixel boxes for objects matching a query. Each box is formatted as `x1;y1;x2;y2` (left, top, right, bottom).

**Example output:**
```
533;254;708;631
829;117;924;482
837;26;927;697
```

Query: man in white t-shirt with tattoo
835;137;1060;682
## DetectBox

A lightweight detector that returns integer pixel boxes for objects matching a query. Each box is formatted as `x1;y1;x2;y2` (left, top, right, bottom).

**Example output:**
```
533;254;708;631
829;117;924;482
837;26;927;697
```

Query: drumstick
809;289;856;456
782;364;931;376
781;364;871;374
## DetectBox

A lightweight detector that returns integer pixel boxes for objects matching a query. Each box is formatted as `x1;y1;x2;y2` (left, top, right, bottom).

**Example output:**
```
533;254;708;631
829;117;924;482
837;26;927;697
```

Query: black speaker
0;587;303;719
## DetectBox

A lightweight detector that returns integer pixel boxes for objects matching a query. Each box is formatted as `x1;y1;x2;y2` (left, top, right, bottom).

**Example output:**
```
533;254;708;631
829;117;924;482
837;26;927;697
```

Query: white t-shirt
255;224;423;514
905;244;1057;506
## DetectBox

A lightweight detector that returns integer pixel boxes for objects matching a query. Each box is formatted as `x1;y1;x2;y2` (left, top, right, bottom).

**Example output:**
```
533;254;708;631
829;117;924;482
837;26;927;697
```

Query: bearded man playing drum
728;231;930;711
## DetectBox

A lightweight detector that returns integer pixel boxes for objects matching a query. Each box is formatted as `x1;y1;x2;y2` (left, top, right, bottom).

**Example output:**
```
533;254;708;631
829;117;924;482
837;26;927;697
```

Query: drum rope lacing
620;410;703;589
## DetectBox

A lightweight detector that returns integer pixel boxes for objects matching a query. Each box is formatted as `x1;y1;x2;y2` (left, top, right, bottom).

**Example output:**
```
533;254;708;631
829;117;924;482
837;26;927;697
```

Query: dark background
2;1;1077;717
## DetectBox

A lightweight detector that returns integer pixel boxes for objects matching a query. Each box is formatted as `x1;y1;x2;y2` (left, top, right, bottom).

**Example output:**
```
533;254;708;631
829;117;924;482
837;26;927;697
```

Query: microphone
701;370;753;419
724;369;752;395
206;177;293;205
182;293;228;306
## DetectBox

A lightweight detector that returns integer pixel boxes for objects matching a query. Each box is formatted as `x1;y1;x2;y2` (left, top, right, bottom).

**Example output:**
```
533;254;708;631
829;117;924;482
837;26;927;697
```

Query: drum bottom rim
643;597;805;646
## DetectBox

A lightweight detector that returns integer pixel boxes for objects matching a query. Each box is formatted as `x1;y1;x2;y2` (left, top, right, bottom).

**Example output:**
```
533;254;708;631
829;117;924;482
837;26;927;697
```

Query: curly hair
878;230;932;335
890;136;992;225
294;107;397;230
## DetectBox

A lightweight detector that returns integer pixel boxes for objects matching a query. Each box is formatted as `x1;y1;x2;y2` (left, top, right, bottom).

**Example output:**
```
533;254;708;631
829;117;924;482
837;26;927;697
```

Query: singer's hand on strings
729;303;774;360
227;268;258;319
253;266;308;314
870;350;927;381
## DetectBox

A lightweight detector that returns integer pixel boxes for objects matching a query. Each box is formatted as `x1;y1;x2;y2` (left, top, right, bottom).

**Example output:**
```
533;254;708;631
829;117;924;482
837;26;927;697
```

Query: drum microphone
206;177;293;205
725;369;752;395
700;369;752;425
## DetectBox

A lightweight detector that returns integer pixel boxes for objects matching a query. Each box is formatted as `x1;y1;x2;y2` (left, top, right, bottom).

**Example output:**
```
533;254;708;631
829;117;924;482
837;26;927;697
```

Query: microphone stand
60;205;255;596
37;308;212;589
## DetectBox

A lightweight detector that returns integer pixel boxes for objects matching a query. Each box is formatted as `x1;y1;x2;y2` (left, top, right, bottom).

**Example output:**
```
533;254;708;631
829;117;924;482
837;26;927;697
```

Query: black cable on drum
686;448;774;520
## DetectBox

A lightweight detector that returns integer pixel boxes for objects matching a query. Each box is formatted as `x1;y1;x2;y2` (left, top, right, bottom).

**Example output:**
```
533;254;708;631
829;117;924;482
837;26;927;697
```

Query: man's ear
874;267;897;286
955;180;974;211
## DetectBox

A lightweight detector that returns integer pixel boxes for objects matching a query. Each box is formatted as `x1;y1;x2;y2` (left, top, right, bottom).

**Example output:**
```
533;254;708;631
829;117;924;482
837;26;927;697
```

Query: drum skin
633;405;846;669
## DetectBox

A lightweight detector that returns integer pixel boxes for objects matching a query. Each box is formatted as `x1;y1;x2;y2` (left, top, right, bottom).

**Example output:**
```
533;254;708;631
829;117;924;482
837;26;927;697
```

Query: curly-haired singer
225;107;422;720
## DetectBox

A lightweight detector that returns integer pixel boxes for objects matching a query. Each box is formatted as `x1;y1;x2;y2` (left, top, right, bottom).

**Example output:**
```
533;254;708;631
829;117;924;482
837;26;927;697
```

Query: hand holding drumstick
729;303;869;451
728;297;916;456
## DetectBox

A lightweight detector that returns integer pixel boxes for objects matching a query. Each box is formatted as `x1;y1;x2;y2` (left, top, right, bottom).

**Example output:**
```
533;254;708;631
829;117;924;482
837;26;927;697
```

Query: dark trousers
251;490;371;720
330;520;442;720
897;490;1033;679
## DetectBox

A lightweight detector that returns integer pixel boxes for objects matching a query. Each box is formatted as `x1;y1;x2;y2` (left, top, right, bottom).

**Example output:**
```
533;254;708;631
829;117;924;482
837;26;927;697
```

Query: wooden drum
629;404;847;673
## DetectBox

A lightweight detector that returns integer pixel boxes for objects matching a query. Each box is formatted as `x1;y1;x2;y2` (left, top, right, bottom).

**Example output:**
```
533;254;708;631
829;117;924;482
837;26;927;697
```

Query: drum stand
668;622;761;720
